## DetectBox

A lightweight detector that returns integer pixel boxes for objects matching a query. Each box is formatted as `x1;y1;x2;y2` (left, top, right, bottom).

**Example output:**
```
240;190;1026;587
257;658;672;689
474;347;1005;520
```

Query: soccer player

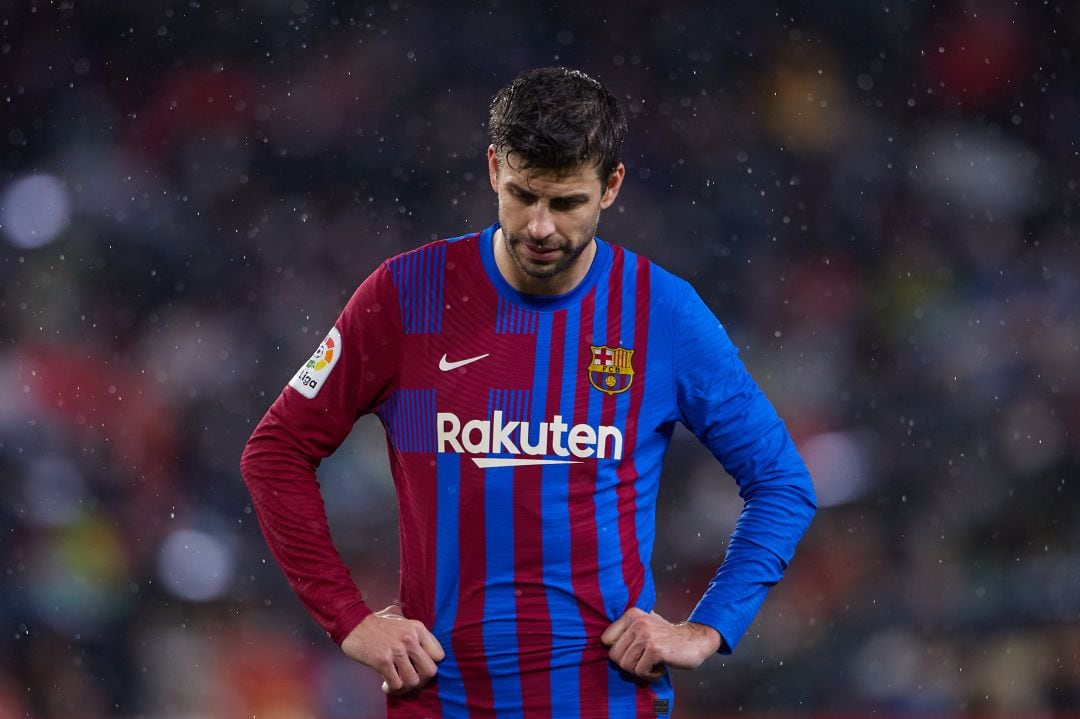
240;67;816;717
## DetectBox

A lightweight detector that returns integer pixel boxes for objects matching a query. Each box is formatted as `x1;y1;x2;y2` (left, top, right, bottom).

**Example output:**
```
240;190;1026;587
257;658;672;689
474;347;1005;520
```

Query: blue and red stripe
453;467;496;711
595;247;629;620
617;252;666;715
566;288;612;715
482;388;526;715
515;311;555;716
594;248;644;716
619;255;652;610
543;306;584;716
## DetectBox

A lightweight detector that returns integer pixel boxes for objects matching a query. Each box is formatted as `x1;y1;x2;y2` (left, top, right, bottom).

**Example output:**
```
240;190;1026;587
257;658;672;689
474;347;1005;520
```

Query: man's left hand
600;607;722;681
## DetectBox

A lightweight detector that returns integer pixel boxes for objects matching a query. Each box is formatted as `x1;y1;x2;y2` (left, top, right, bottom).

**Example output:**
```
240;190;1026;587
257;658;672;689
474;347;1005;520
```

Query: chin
516;258;562;280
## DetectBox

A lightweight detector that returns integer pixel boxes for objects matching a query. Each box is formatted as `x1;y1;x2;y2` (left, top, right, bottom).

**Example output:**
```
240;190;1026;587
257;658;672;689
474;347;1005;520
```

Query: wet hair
489;67;627;182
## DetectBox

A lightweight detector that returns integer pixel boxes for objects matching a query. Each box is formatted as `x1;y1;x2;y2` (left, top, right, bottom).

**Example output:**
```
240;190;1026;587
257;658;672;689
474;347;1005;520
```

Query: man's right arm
239;263;403;644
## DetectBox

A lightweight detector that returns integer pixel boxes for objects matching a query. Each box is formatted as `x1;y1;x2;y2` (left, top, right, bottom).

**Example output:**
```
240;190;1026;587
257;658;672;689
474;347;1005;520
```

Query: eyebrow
506;180;591;203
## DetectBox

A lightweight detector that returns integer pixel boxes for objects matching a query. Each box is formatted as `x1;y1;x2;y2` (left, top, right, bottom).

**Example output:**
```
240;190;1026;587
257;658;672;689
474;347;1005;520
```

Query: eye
551;197;587;212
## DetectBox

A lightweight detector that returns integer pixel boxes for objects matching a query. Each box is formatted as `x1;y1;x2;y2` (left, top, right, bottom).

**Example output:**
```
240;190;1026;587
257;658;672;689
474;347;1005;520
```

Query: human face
488;146;624;296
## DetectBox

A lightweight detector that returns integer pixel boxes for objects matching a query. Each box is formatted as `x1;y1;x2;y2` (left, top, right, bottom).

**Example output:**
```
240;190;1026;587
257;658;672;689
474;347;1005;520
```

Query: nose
527;203;555;241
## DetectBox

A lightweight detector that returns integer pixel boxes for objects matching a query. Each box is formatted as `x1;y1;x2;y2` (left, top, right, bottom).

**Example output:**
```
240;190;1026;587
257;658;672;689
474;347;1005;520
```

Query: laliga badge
289;327;341;399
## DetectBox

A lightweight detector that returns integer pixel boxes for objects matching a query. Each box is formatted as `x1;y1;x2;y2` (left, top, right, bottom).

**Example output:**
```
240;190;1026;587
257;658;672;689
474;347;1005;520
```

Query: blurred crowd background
2;1;1078;717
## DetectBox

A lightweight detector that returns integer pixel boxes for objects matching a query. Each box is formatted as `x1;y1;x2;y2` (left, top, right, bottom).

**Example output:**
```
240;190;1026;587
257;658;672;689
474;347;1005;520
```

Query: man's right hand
340;605;446;695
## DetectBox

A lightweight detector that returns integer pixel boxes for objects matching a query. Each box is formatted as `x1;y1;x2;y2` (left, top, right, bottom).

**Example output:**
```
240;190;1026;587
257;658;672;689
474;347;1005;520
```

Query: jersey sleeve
671;282;817;653
240;261;402;644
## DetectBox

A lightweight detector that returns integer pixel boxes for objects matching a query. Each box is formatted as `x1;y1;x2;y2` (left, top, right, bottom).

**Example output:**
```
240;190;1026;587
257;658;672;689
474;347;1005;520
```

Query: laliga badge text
289;327;342;399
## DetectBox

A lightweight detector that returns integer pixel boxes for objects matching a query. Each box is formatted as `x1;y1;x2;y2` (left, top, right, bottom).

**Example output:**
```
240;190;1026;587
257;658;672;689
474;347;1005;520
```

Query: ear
599;163;625;210
487;145;500;194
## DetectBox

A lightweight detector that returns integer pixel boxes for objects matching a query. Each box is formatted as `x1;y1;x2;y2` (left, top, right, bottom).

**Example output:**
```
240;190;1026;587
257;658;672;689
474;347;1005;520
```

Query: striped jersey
241;224;817;717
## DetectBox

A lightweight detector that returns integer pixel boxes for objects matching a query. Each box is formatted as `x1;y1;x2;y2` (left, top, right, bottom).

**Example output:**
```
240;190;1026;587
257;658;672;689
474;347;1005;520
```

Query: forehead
499;156;603;196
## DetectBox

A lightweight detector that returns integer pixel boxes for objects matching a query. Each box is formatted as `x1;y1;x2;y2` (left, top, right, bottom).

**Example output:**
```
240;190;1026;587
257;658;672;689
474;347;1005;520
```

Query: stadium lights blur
0;173;71;248
157;528;235;602
800;430;872;507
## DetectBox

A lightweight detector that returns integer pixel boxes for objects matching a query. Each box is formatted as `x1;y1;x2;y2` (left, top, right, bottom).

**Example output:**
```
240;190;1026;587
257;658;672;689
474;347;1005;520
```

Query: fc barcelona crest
588;345;635;395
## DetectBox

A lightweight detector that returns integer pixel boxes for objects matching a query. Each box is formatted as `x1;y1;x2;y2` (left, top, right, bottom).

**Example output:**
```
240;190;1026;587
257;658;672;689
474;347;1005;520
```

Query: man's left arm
678;284;816;652
603;282;816;677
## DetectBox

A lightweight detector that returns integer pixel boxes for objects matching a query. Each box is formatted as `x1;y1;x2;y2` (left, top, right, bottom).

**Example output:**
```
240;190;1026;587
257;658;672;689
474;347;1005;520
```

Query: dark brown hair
489;67;627;182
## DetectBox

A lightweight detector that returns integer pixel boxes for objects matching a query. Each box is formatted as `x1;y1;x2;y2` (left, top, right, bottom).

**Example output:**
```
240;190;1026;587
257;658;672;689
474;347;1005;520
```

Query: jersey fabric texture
240;224;817;718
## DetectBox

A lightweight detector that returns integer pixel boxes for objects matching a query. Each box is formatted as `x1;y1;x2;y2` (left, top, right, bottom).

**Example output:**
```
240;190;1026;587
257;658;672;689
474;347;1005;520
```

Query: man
241;67;816;717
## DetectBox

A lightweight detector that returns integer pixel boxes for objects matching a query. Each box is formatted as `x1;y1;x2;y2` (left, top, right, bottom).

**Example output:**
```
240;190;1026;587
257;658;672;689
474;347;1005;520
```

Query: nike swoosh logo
439;353;490;371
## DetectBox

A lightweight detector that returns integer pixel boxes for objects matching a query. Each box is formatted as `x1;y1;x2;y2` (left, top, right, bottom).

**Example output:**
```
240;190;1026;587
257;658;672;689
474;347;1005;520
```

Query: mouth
521;242;560;260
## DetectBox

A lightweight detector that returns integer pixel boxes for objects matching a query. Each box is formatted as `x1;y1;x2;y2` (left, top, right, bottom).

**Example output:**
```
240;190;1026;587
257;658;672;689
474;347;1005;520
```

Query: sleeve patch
288;327;342;399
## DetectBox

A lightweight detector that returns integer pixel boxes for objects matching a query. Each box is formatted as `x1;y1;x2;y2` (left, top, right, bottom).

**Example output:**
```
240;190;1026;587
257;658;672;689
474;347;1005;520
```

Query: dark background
2;1;1078;717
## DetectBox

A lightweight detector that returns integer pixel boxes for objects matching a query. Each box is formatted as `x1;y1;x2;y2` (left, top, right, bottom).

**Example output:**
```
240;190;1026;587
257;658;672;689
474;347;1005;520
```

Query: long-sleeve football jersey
240;224;817;718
